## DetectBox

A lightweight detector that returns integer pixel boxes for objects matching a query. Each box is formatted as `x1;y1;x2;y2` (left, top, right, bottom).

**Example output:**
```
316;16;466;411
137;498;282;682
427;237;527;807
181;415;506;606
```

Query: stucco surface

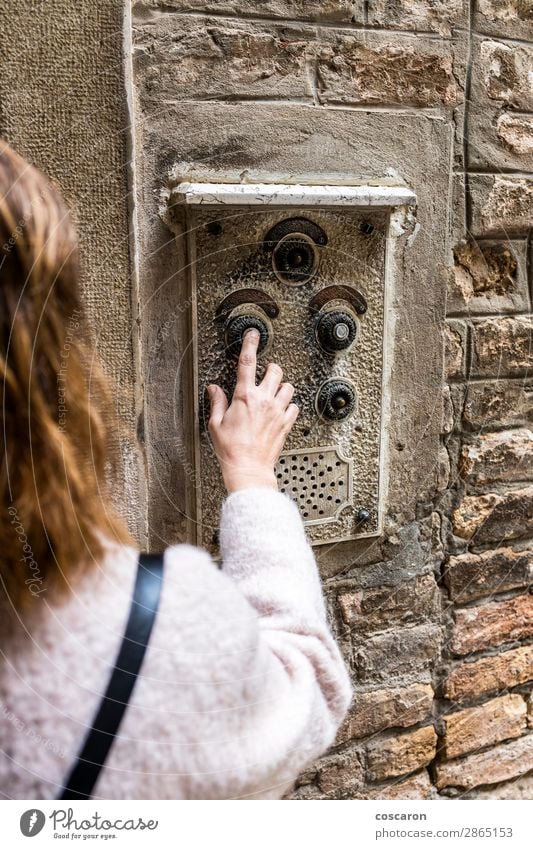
0;1;142;537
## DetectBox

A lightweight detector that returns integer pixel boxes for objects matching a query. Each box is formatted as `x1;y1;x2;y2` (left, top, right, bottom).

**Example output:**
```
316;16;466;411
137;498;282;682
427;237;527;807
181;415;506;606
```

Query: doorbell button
224;304;272;356
315;304;358;353
272;232;320;285
315;378;357;422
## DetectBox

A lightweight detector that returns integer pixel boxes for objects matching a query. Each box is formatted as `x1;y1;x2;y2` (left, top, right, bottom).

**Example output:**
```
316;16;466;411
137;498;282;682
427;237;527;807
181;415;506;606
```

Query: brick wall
435;1;533;799
130;1;533;798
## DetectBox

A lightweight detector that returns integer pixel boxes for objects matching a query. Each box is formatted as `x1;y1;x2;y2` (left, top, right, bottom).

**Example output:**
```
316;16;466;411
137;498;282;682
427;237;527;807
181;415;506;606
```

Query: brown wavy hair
0;140;131;609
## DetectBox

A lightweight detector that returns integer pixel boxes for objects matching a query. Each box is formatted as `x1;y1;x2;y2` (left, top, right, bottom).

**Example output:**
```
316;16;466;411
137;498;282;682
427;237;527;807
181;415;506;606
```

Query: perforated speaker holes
275;446;353;525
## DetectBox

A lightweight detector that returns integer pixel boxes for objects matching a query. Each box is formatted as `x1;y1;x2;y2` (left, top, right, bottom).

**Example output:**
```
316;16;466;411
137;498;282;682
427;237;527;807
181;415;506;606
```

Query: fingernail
245;328;260;339
207;385;215;398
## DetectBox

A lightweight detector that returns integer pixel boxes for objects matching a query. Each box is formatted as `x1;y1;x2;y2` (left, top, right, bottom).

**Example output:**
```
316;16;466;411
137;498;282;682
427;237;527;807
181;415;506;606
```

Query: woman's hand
207;329;299;493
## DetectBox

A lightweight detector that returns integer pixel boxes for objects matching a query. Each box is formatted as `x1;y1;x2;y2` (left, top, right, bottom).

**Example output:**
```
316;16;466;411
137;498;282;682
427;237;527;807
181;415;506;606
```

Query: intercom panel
172;182;415;548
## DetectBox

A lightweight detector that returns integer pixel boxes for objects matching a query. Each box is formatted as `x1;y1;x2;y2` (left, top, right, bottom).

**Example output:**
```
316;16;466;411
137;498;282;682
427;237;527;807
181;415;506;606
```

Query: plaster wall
0;0;144;540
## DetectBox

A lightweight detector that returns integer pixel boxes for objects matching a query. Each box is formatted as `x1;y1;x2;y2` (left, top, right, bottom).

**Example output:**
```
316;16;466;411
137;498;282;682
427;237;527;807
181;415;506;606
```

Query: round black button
272;232;319;285
225;313;269;355
316;379;357;421
316;308;357;353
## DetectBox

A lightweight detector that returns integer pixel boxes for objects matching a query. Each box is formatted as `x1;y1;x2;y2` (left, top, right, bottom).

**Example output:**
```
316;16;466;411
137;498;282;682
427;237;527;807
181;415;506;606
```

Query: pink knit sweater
0;488;352;799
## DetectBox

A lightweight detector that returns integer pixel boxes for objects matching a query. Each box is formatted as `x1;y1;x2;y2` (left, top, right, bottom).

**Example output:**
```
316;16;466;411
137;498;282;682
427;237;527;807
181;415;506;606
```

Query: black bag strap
58;552;165;800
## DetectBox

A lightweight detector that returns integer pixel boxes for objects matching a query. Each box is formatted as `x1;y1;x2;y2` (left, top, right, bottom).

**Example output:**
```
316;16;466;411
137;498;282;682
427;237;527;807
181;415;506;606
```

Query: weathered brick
442;694;527;759
132;0;360;22
477;0;533;39
435;734;533;791
444;321;466;380
451;593;533;656
316;748;364;795
286;784;323;800
497;114;533;156
473;772;533;800
462;380;533;431
365;770;434;799
460;429;533;487
134;18;313;103
452;487;533;544
336;684;434;743
480;41;533;111
469;103;533;173
450;238;529;315
294;765;317;788
471;317;533;378
134;19;457;108
315;37;457;107
454;238;517;296
448;386;467;436
354;625;441;683
444;547;532;604
367;0;463;36
299;769;437;800
444;646;533;701
442;385;454;435
451;173;468;244
366;726;437;781
436;445;451;493
471;176;533;236
338;575;439;632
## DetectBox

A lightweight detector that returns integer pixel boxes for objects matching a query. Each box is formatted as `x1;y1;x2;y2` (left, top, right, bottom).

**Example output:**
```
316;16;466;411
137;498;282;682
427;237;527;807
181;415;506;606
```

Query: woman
0;141;352;800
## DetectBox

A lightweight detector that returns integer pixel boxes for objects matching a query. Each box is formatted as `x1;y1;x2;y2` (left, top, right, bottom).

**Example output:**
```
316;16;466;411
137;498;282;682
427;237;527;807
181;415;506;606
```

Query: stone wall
128;0;532;799
436;0;533;800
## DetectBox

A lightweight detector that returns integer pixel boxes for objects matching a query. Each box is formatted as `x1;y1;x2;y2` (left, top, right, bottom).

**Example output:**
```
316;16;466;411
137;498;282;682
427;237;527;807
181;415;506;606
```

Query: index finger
236;328;259;391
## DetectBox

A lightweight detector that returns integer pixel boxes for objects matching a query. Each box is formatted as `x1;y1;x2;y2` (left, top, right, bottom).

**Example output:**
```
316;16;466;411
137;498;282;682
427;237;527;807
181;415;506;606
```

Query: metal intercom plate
172;182;415;548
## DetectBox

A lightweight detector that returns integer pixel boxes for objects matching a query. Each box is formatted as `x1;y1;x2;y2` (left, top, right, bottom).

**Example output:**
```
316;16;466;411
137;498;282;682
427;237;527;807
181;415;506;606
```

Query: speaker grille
275;446;353;525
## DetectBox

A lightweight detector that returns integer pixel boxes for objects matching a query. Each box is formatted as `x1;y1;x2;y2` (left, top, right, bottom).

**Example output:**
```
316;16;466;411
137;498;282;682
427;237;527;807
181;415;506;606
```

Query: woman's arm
206;328;352;796
218;485;353;797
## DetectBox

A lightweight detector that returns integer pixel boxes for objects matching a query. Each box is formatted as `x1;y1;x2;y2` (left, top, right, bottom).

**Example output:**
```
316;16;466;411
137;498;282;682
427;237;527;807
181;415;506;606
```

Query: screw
357;508;371;523
360;221;375;236
206;221;223;236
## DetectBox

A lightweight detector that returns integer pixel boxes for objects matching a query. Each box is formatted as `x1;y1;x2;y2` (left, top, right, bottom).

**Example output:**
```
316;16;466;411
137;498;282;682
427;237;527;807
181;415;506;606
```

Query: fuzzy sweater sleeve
217;486;353;795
